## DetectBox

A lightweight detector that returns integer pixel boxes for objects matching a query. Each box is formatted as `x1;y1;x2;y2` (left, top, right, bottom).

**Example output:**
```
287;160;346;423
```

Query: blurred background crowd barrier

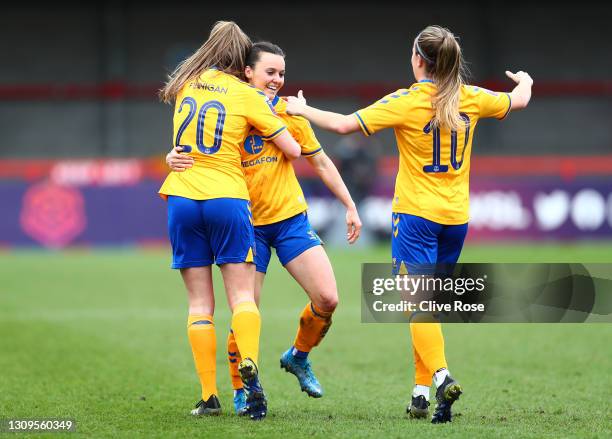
1;2;610;249
2;156;611;248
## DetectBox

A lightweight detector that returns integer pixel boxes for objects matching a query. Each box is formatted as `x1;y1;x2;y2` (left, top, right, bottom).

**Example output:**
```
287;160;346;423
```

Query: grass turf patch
1;243;611;438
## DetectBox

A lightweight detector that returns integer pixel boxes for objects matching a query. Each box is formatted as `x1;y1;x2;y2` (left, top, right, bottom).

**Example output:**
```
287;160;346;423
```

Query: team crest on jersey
244;135;264;154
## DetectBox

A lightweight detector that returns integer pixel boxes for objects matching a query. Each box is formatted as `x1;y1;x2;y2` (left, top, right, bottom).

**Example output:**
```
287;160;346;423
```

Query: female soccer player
158;22;302;420
167;41;362;414
285;25;533;423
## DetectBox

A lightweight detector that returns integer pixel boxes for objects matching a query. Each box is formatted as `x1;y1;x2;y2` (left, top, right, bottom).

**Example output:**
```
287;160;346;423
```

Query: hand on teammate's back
166;146;194;172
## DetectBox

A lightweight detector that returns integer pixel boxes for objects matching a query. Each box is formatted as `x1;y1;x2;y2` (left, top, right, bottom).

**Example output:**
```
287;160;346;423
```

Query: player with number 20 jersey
160;68;286;203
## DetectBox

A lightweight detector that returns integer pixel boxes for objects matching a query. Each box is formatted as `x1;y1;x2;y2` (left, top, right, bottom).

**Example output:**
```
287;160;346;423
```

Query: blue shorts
254;211;322;273
391;213;468;275
167;196;255;269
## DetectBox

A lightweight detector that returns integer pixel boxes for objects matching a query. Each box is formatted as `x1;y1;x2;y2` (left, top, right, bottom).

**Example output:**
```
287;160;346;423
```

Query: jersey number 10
423;113;470;173
175;97;226;155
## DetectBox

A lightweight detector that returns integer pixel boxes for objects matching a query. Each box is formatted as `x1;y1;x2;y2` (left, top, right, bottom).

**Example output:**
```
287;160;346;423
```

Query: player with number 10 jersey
284;24;532;424
355;80;510;225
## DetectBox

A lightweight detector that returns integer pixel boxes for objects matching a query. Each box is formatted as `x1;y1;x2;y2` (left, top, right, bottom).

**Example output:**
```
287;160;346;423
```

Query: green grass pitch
1;243;611;438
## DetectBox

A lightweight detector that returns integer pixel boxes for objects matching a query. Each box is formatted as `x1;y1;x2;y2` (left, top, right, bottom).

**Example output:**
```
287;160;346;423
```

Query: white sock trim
412;384;430;400
433;368;450;388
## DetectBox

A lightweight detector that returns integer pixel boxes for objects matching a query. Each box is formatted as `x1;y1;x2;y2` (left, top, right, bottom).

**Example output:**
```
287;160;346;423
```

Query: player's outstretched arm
272;130;302;160
307;152;362;244
506;70;533;110
166;146;194;172
286;91;360;134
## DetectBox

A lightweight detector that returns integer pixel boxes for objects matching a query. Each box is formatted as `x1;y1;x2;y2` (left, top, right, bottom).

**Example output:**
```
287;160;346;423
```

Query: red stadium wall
1;80;611;101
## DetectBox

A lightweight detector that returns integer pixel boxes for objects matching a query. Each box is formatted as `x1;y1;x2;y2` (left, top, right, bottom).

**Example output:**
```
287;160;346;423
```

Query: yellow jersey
354;80;511;224
159;69;287;200
241;96;323;226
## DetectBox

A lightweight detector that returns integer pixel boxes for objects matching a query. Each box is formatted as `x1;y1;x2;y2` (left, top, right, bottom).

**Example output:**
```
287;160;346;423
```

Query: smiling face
244;51;285;100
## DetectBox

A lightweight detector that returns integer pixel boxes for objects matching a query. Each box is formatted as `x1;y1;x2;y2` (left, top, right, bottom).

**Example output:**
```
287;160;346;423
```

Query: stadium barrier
1;156;611;248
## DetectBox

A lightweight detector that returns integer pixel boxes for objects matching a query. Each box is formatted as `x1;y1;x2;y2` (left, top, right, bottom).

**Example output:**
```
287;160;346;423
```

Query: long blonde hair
159;21;252;104
415;25;467;131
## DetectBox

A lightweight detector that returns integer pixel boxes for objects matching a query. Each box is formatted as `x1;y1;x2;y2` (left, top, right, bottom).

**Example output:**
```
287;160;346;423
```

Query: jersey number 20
175;97;226;155
423;113;470;173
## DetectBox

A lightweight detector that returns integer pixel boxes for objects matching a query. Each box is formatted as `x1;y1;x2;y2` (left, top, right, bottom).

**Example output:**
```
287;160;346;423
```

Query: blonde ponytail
416;26;467;131
159;21;252;104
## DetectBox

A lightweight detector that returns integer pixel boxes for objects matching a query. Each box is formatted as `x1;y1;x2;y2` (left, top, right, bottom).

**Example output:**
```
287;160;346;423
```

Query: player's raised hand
285;90;308;116
346;205;362;244
505;70;533;86
166;146;194;172
296;90;306;103
506;70;533;110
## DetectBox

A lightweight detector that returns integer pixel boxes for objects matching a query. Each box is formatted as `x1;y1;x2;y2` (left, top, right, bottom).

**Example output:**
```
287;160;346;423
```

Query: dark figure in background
333;133;378;206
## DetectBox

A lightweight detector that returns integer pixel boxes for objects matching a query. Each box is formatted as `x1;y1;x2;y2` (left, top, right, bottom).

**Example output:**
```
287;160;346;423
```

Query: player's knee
316;292;338;313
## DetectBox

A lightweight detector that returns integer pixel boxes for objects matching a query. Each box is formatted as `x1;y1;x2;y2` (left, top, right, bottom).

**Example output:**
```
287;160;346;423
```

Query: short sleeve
288;116;322;157
475;87;512;120
354;90;413;136
245;89;287;140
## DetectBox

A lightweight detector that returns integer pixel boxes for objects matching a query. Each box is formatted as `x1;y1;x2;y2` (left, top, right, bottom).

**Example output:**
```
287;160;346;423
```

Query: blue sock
291;346;309;359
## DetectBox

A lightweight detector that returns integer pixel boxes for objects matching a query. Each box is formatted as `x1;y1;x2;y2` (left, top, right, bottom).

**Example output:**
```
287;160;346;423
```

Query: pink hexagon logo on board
20;182;86;248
